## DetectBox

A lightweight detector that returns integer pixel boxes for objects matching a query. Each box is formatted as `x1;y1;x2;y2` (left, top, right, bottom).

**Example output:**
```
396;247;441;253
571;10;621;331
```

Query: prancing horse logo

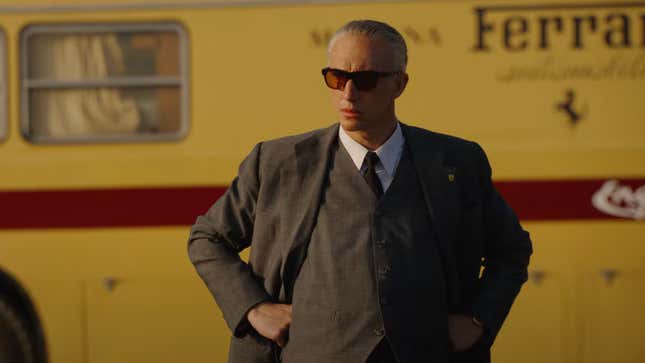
556;88;587;125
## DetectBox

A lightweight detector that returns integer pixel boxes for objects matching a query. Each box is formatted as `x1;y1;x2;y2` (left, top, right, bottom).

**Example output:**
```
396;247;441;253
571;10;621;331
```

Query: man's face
327;33;407;133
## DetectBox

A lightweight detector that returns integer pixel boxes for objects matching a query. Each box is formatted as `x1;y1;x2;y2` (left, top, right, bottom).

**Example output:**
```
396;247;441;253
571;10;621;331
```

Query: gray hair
327;19;408;72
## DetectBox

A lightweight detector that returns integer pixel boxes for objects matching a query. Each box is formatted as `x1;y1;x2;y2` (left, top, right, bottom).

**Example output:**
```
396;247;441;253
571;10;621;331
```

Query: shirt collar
338;122;404;177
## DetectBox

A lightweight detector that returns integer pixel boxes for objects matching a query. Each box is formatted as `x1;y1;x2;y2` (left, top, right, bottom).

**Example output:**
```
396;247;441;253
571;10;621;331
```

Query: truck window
20;23;188;143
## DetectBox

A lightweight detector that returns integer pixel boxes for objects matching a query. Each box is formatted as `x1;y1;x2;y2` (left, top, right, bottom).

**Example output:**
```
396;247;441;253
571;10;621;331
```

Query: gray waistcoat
282;141;450;363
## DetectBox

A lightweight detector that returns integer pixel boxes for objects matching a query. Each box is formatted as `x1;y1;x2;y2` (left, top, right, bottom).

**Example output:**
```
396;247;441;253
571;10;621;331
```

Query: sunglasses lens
353;72;379;91
324;69;348;90
322;68;390;91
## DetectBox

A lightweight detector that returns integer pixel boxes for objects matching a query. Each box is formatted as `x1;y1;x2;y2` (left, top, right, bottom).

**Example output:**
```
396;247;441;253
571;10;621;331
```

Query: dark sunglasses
321;67;400;91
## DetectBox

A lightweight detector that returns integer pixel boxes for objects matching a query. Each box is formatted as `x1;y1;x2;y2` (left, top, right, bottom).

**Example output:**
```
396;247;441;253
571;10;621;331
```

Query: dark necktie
363;151;384;198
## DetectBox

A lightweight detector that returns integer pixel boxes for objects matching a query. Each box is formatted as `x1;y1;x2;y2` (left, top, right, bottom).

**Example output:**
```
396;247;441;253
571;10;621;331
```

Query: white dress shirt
338;122;405;192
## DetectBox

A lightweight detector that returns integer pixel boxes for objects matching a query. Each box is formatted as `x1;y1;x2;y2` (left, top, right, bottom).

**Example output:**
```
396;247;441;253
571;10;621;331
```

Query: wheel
0;295;36;363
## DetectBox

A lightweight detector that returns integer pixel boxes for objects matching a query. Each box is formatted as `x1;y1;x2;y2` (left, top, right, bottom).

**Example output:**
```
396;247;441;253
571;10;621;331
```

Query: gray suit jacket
188;122;533;363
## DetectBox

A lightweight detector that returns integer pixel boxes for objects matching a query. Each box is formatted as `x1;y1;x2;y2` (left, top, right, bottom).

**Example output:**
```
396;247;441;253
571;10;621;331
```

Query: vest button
376;239;386;247
378;266;391;276
373;327;385;336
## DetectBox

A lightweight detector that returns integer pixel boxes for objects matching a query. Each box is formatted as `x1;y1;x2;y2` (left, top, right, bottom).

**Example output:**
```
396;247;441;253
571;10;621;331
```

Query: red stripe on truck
0;178;643;229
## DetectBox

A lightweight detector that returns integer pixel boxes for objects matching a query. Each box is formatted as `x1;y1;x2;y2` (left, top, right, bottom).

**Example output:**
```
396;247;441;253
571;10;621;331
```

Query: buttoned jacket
188;122;533;363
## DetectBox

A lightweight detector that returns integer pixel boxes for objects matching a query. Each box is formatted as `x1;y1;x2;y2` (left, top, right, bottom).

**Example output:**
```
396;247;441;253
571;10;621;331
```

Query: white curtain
30;34;140;137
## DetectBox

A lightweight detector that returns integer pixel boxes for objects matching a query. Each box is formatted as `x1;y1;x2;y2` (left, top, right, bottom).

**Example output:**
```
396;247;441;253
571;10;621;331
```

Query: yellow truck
0;0;643;362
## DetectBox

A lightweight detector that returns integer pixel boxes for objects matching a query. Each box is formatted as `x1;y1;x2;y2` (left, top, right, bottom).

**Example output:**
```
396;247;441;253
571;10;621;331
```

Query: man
188;20;532;363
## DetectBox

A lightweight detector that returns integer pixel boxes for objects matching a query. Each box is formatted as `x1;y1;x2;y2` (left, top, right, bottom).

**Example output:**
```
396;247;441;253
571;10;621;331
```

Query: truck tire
0;295;36;363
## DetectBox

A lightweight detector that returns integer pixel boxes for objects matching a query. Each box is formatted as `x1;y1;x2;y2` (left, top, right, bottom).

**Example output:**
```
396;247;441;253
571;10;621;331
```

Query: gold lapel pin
448;174;455;182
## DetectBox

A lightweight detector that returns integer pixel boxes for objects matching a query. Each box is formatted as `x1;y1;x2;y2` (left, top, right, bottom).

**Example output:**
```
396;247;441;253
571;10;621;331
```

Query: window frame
0;27;7;142
20;22;190;144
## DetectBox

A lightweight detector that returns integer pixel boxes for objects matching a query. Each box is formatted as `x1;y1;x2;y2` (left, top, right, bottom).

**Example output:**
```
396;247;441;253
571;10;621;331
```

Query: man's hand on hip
448;314;484;352
247;302;292;348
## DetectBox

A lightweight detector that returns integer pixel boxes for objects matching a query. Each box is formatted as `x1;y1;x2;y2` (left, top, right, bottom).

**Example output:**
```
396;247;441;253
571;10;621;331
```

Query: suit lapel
281;123;339;302
401;123;462;308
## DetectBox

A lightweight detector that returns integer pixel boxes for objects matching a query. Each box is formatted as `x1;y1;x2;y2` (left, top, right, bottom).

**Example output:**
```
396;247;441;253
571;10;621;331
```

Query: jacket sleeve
187;143;272;338
469;142;533;347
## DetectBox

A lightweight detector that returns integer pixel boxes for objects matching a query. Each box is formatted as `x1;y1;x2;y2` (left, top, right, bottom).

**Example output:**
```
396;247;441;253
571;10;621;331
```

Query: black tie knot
366;151;380;169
